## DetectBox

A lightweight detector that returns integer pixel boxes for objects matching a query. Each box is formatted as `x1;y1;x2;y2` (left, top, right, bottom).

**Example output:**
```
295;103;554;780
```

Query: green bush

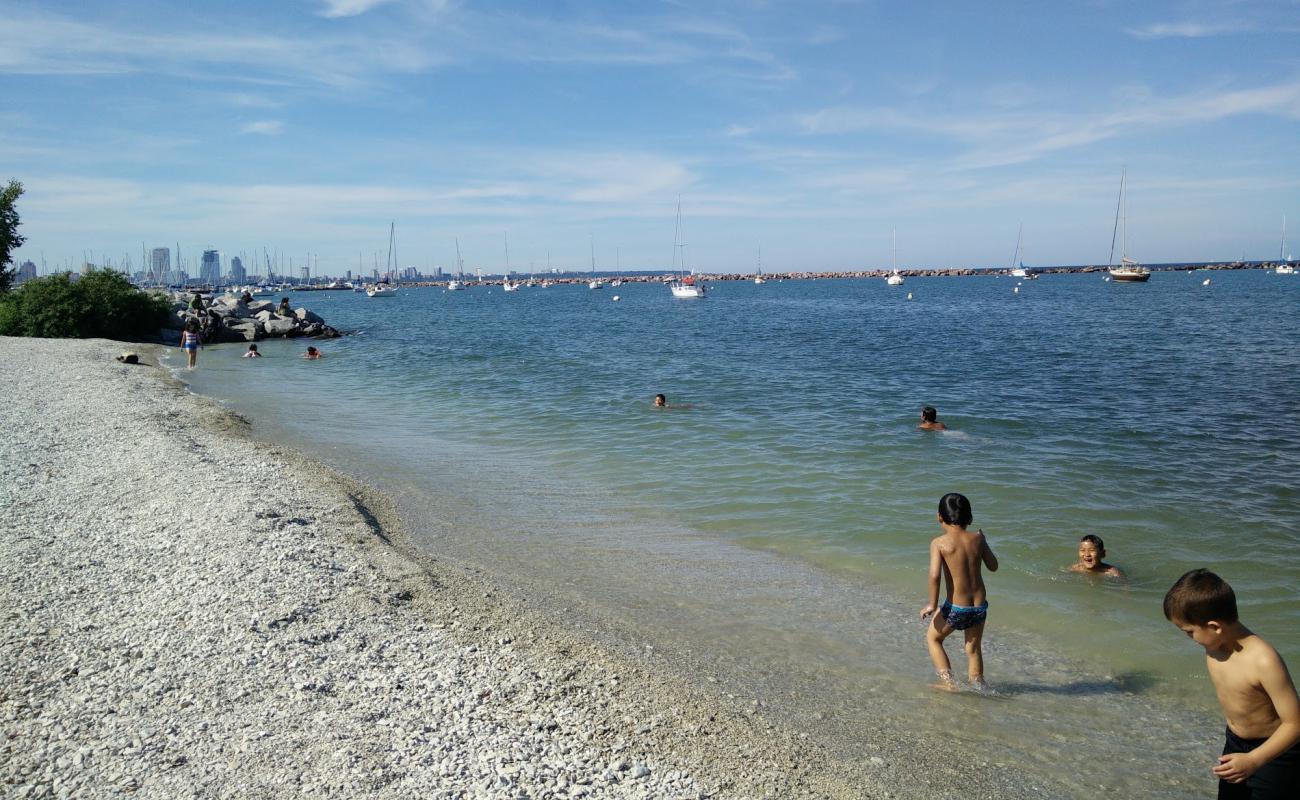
0;271;172;340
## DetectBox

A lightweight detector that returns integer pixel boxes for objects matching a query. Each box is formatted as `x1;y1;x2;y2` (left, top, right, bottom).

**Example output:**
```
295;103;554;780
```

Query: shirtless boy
1164;569;1300;797
1070;534;1124;578
917;406;947;431
919;493;998;690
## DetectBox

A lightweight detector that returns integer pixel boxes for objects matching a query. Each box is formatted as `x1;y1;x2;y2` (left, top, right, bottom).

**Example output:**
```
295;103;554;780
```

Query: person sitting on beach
303;346;321;360
1164;569;1300;794
917;406;947;431
179;319;202;369
920;493;998;691
277;297;292;316
242;344;262;358
1070;534;1123;578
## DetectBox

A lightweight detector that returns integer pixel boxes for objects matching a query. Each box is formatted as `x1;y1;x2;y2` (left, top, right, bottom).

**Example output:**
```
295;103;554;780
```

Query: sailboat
1107;167;1150;282
886;228;905;285
502;233;520;291
669;199;705;298
1008;224;1037;278
611;248;624;287
1277;215;1295;274
754;246;766;284
447;238;466;290
588;236;603;289
367;222;399;297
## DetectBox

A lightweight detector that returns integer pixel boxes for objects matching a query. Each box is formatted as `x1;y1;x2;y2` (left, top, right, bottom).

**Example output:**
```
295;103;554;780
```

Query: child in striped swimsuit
179;320;202;368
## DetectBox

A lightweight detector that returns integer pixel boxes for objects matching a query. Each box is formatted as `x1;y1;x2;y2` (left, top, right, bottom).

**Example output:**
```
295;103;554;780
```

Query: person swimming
917;405;947;431
653;393;667;407
303;346;321;360
1069;534;1124;578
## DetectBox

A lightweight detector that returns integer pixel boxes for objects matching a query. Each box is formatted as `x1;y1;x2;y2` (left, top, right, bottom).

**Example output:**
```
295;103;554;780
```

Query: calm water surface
174;270;1300;797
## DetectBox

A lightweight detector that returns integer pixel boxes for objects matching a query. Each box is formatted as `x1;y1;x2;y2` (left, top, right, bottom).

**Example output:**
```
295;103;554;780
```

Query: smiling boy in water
1164;569;1300;797
919;493;998;691
1070;534;1124;578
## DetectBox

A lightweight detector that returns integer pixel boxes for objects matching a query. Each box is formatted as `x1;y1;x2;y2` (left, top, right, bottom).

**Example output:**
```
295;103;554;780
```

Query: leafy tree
0;180;24;294
0;270;172;340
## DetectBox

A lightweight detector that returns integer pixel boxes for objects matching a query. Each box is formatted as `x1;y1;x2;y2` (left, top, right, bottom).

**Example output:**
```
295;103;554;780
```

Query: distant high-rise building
300;267;310;283
200;250;221;285
433;267;443;278
229;256;246;283
81;262;95;276
150;247;170;282
17;260;37;283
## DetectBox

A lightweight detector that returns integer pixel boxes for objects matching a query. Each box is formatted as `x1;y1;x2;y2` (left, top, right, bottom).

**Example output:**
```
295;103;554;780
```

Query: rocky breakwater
166;293;342;344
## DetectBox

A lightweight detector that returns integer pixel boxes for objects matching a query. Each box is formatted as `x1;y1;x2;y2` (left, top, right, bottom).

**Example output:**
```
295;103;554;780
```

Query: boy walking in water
1164;569;1300;797
920;493;998;690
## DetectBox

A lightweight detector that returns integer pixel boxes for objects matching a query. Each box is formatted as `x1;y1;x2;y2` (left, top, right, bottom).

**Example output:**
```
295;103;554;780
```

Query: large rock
246;300;274;314
294;308;324;325
224;322;260;342
263;317;297;337
254;310;275;323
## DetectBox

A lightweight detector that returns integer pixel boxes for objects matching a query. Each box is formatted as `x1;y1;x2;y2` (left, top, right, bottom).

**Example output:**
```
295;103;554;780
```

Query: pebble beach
0;336;876;799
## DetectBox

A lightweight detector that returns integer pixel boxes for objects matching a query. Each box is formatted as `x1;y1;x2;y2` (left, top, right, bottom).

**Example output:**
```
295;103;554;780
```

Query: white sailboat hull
670;282;704;298
367;287;398;297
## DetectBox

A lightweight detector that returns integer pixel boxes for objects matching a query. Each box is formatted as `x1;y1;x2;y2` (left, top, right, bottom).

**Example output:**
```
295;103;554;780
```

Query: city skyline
2;0;1299;274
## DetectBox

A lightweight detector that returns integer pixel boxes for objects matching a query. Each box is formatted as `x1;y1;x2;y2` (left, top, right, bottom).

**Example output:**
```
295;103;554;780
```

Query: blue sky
3;0;1299;275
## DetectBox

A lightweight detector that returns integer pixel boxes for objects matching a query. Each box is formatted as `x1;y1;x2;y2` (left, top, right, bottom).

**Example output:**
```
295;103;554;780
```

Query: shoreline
1;336;869;798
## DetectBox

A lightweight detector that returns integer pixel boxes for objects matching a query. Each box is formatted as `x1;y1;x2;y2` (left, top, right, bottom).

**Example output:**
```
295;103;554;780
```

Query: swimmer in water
1070;534;1124;578
303;346;321;360
917;405;947;431
653;393;667;407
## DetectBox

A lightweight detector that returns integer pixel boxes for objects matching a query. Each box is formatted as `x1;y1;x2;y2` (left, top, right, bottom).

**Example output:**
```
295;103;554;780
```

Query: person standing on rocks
179;319;202;369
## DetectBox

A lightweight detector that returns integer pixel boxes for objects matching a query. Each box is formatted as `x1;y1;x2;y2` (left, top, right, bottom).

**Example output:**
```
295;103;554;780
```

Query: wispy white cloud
793;79;1300;170
0;9;448;88
317;0;398;19
240;121;285;135
1125;21;1252;39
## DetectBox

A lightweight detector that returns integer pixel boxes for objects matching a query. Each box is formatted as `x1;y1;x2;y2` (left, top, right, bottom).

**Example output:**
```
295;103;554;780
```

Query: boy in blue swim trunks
919;493;999;690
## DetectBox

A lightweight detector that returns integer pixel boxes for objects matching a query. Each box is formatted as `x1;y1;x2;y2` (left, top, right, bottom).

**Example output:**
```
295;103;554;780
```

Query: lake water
172;270;1300;797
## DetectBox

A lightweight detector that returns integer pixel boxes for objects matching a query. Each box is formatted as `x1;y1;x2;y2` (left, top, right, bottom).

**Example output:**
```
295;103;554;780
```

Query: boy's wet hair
1080;534;1105;552
248;344;258;351
1163;569;1238;625
922;406;938;422
937;493;973;528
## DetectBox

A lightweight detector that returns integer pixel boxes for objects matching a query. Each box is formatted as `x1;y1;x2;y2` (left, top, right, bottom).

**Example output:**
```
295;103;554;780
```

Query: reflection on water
173;271;1299;797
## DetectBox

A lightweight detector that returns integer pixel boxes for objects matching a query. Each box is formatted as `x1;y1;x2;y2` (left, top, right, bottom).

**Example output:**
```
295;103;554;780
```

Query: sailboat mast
1121;169;1128;261
891;227;897;272
504;232;510;274
1108;167;1125;267
590;235;595;273
1011;223;1023;269
1282;214;1288;263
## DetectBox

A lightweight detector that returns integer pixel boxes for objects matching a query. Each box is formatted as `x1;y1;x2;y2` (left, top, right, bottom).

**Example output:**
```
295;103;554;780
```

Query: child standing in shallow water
920;493;998;690
1164;569;1300;797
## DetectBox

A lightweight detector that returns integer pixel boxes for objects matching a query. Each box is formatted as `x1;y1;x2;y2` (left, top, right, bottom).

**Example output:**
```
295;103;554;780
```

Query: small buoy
1013;286;1020;294
906;292;913;301
1104;277;1111;282
612;295;621;301
1202;278;1211;286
